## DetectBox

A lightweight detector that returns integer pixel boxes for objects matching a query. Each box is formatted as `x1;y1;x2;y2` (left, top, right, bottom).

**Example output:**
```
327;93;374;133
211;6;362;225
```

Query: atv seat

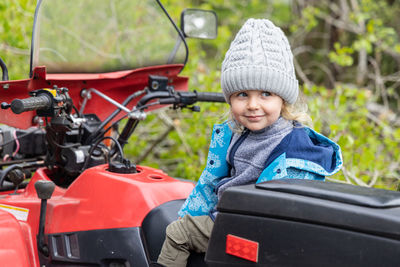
142;199;205;266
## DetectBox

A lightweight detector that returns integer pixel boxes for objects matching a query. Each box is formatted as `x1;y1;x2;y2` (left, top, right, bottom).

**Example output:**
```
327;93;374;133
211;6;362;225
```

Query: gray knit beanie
221;18;299;104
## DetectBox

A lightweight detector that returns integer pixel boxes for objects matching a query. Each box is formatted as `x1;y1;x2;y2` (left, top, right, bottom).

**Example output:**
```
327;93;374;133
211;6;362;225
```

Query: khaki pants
157;215;214;267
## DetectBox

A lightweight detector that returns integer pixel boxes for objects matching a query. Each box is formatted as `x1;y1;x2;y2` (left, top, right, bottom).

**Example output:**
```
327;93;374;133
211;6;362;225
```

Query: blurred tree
1;0;399;189
0;0;34;79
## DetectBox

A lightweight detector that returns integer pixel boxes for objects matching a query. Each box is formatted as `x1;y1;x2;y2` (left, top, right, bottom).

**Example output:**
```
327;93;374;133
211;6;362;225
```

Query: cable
81;136;123;172
93;114;129;144
45;127;80;149
94;90;146;133
0;165;21;187
72;104;81;118
103;102;156;133
137;101;161;111
92;101;158;146
50;140;81;149
0;160;45;188
0;127;42;148
12;130;20;157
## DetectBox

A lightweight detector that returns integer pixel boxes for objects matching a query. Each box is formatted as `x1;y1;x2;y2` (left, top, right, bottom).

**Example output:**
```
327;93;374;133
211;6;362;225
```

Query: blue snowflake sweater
178;121;343;218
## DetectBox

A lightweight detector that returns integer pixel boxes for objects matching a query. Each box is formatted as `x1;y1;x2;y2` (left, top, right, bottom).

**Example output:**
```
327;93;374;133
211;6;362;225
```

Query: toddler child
157;18;343;267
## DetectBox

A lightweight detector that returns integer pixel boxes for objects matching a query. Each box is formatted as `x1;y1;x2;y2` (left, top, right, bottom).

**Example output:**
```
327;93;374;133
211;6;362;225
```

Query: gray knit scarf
217;117;294;200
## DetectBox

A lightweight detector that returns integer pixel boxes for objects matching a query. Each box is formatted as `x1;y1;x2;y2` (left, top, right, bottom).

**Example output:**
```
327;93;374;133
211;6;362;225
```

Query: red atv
0;1;400;266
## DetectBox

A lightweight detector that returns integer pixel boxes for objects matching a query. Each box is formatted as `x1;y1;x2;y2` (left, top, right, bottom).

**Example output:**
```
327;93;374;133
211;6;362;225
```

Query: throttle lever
176;105;200;112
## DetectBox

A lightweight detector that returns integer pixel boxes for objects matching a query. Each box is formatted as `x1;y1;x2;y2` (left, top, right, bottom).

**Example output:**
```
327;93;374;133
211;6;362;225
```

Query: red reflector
226;234;259;263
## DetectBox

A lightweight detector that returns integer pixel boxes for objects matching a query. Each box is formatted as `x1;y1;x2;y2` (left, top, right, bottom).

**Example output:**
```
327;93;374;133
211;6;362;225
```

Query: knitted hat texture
221;19;299;104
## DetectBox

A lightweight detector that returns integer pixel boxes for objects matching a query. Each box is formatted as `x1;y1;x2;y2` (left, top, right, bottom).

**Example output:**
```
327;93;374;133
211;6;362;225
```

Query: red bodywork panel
0;64;194;265
0;64;188;129
0;166;194;266
46;165;194;232
0;211;31;266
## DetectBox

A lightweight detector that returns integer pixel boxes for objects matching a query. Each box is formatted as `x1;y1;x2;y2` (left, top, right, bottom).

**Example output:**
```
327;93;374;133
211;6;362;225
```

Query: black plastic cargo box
206;179;400;266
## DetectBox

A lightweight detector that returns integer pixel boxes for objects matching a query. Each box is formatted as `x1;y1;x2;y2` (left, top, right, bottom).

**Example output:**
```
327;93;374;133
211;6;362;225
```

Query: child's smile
230;90;283;131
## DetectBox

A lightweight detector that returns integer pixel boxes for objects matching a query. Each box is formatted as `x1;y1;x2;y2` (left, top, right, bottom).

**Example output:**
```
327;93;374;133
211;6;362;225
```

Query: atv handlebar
196;92;226;103
152;91;225;106
112;90;226;156
10;95;52;114
4;86;227;180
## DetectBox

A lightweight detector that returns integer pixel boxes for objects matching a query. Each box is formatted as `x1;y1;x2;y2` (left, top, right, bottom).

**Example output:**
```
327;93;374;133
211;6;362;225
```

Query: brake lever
157;91;200;111
172;103;200;112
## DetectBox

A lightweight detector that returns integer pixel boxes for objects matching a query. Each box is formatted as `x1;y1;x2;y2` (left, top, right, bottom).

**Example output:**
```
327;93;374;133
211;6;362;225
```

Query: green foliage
290;6;320;33
33;0;187;73
305;84;400;190
1;0;399;190
0;0;34;79
329;43;354;67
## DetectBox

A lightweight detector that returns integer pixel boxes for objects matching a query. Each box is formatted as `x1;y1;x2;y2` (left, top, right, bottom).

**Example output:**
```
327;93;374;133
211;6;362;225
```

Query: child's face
230;90;283;131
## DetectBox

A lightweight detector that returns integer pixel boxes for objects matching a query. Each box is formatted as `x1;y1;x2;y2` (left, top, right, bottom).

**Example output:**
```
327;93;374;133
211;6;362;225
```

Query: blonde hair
281;93;313;127
226;92;312;134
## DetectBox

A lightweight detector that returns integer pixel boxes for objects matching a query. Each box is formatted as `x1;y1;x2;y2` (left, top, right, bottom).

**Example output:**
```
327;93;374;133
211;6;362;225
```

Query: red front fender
0;210;31;267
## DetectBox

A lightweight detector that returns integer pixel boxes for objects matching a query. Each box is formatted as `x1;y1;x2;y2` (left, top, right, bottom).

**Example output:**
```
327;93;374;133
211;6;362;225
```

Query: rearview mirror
180;9;217;39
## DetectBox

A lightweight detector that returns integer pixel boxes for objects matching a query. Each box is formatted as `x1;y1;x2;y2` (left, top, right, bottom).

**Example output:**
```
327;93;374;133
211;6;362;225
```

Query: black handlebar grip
10;95;52;114
196;92;226;103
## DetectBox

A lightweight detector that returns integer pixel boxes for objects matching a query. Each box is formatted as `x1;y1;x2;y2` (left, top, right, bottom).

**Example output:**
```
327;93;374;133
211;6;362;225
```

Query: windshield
31;0;187;74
